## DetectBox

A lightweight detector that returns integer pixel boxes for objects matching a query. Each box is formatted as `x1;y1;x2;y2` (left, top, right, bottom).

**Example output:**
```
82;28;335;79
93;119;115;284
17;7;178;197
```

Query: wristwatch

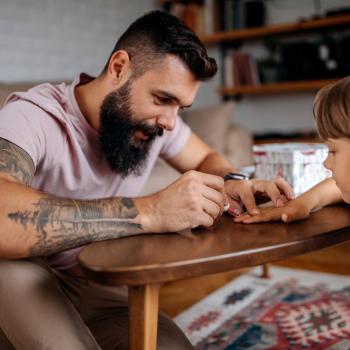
223;172;249;181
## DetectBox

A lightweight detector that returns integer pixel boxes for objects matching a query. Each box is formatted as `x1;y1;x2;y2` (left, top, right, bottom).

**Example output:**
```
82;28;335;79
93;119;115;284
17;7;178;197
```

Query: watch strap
223;172;249;181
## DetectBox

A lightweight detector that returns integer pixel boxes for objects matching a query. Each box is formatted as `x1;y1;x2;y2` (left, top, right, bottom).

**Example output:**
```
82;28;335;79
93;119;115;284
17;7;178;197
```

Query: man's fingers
201;185;225;208
239;190;260;215
274;176;294;200
251;178;293;207
196;212;215;228
227;198;244;216
191;171;225;193
201;184;229;217
254;181;285;208
202;197;221;220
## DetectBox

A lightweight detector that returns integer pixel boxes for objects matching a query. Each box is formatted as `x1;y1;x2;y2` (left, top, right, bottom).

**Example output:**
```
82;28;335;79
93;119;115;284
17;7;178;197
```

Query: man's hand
233;198;312;224
225;176;294;216
140;170;227;233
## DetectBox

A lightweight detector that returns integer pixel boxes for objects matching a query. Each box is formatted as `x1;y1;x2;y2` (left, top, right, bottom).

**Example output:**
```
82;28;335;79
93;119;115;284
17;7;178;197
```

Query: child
235;76;350;224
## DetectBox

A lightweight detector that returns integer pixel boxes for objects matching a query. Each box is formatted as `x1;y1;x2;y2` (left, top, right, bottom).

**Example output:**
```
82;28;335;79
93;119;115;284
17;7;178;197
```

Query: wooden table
79;206;350;350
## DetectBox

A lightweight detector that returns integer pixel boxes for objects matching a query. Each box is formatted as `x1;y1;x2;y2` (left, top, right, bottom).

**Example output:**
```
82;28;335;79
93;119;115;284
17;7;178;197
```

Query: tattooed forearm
8;196;142;256
0;138;34;185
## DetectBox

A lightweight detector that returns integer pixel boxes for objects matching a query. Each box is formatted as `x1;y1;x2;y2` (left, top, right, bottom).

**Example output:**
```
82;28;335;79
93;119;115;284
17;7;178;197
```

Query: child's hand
233;199;311;224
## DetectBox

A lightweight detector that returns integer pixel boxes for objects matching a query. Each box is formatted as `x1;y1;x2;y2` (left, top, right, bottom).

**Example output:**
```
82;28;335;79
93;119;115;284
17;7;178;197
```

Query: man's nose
157;108;178;131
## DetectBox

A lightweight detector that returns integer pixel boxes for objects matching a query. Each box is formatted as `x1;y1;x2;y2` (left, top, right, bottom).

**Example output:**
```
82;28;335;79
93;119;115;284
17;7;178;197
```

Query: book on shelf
162;0;246;35
164;0;207;35
224;51;260;87
214;0;244;31
203;0;214;34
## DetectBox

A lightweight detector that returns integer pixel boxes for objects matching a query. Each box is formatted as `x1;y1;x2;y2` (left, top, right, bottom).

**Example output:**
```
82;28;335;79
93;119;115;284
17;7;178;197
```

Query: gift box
253;143;331;195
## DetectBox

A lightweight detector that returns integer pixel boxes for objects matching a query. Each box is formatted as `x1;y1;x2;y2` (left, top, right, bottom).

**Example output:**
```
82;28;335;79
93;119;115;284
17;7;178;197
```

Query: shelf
218;79;338;97
200;14;350;44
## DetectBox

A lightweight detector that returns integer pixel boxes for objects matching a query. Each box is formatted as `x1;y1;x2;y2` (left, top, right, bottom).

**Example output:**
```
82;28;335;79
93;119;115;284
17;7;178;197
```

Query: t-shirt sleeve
160;116;191;159
0;100;63;168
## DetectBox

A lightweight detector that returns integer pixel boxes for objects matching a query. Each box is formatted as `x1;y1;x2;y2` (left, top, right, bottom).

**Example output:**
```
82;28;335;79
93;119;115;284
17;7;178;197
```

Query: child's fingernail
252;208;260;215
243;219;252;223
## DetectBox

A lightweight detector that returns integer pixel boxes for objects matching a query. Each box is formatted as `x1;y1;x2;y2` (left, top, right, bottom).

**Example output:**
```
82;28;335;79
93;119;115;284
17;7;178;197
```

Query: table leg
261;263;271;278
128;283;161;350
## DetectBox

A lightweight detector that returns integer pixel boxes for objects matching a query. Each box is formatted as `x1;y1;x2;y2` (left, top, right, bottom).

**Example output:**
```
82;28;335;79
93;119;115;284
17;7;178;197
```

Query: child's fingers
236;208;284;224
281;213;289;222
233;212;250;222
279;194;288;204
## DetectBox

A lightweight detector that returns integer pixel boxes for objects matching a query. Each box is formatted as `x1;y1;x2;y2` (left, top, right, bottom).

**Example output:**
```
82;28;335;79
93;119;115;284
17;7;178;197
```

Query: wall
0;0;156;83
193;0;350;134
1;0;349;134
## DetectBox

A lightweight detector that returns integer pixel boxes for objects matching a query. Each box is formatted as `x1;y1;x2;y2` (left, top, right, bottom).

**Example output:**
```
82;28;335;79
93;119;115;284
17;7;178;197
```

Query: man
0;10;292;350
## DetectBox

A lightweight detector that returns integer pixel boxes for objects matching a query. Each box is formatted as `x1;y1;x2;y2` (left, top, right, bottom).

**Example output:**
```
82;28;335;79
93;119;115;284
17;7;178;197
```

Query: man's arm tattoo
8;196;142;256
0;138;34;185
0;139;142;256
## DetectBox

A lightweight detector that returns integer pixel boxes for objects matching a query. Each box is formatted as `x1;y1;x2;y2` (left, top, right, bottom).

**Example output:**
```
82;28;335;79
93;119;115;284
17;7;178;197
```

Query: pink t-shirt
0;74;191;274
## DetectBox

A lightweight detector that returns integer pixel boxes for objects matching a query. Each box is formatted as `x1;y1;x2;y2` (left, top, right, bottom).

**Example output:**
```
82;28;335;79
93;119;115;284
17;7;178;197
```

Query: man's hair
102;10;217;81
313;76;350;140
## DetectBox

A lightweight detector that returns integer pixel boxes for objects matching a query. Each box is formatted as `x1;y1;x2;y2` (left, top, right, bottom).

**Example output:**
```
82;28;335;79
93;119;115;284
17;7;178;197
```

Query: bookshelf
214;14;350;98
218;78;338;97
161;1;350;98
200;14;350;44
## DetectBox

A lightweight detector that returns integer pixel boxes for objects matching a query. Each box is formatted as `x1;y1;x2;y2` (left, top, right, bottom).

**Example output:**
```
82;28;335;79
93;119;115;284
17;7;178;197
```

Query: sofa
0;83;254;195
141;101;254;195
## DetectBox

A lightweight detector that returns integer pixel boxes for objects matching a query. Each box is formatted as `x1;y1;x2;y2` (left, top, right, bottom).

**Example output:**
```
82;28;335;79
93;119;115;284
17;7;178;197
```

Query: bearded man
0;10;292;350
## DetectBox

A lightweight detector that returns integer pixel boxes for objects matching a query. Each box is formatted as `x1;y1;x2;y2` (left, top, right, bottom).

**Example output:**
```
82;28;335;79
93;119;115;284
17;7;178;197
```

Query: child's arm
234;178;344;224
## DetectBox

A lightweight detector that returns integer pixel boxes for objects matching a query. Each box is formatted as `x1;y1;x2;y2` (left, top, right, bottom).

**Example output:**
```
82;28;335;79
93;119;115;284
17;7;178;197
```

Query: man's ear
107;50;132;86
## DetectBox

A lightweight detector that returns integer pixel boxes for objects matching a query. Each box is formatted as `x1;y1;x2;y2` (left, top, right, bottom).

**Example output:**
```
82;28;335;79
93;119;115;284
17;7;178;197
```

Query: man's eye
155;96;170;104
328;150;336;155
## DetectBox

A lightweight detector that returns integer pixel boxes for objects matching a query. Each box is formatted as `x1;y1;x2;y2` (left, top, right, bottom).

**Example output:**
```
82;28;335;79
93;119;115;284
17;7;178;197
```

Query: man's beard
99;80;163;178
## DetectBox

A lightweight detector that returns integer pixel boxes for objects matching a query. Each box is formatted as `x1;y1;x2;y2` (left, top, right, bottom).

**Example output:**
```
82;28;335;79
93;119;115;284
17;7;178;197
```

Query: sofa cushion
225;124;254;167
181;101;235;153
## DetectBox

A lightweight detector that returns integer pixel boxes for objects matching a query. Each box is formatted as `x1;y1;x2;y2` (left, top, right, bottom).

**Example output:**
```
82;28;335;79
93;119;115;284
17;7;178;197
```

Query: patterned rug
174;266;350;349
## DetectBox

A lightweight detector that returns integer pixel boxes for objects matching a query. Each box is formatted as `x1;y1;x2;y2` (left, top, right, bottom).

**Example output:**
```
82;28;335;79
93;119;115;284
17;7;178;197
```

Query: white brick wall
0;0;156;82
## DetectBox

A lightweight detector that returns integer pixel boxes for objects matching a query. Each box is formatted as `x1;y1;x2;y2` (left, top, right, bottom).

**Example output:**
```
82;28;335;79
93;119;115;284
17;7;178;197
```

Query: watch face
224;172;249;181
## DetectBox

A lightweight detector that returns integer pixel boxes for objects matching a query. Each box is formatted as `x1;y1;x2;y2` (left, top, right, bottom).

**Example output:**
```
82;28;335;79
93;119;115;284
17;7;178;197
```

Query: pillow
225;124;254;167
181;101;235;153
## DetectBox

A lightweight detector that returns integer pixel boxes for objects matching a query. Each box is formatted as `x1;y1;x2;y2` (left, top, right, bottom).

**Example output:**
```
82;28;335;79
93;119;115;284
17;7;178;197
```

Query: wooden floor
160;241;350;317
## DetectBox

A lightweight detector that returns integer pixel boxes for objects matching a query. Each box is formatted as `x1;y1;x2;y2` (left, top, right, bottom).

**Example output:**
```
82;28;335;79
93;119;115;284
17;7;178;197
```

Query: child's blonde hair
313;76;350;140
